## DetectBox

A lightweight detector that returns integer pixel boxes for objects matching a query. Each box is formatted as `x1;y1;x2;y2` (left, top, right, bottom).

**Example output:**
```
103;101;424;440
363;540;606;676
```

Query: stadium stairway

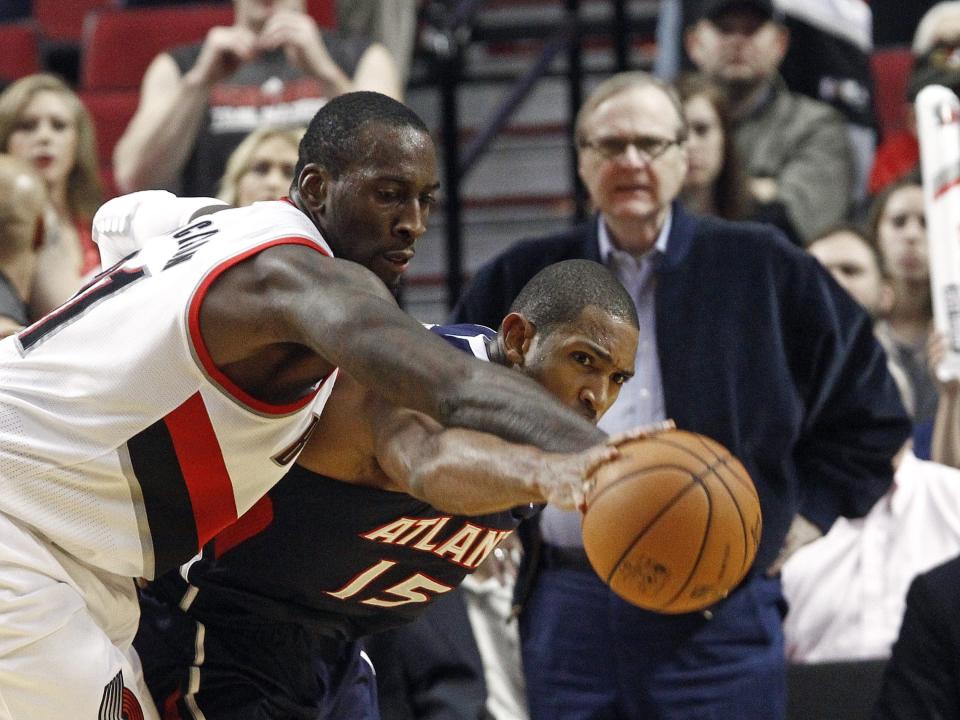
401;0;659;323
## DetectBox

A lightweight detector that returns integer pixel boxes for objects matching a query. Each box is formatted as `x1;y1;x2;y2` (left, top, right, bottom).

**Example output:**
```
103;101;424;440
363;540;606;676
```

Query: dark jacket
451;204;911;581
365;589;490;720
872;554;960;720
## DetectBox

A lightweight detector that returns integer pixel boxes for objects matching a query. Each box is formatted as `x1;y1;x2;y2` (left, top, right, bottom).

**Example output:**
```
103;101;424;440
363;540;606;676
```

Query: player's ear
499;312;536;367
297;164;329;216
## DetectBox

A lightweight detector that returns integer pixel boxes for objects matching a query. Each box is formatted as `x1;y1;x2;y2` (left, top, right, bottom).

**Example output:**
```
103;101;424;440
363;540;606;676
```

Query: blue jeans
520;564;787;720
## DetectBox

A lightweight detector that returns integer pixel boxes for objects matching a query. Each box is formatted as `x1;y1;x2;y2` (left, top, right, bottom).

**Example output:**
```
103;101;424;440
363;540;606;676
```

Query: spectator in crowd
217;126;304;206
775;0;875;206
113;0;401;197
912;0;960;56
781;225;960;664
674;71;752;220
336;0;421;88
450;70;910;719
806;223;913;413
868;2;960;197
867;176;937;458
366;532;530;720
782;444;960;664
872;552;960;719
685;0;854;243
0;155;48;337
0;73;103;316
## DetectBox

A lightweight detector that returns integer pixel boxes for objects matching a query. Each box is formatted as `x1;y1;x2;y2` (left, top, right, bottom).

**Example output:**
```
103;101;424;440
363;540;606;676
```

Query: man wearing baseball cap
685;0;854;244
869;1;960;196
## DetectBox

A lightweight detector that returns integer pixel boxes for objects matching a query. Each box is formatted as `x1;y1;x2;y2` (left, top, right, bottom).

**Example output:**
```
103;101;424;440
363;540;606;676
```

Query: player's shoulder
424;323;495;361
215;200;331;254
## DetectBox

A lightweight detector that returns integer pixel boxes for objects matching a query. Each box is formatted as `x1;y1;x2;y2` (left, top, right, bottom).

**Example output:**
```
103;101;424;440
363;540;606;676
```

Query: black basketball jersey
154;324;532;640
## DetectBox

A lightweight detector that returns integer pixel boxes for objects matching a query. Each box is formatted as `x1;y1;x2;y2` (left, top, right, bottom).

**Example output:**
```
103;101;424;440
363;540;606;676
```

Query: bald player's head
0;154;47;261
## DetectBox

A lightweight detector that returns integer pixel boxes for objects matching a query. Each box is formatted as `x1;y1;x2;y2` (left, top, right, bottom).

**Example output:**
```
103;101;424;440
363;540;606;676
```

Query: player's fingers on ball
607;420;676;446
606;427;645;445
645;419;676;434
583;444;618;475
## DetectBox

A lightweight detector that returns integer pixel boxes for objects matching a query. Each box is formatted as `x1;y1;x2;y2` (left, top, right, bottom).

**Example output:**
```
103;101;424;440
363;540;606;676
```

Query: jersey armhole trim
187;236;332;416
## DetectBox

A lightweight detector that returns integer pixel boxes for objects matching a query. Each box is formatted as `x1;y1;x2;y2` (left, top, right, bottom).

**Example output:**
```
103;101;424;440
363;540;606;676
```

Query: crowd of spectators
1;0;959;718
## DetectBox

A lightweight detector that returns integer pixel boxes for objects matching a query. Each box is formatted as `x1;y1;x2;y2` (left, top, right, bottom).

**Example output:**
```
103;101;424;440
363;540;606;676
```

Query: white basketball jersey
0;201;337;579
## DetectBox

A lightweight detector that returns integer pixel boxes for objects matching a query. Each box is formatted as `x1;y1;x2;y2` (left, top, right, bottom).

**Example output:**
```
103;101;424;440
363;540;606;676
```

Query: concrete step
399;0;660;322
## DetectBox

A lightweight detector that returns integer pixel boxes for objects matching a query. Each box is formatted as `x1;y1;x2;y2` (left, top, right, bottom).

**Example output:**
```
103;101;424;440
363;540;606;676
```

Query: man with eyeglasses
450;70;910;719
869;1;960;196
684;0;854;244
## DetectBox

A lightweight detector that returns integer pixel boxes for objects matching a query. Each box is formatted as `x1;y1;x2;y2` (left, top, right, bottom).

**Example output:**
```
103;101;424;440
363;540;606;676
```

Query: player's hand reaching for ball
536;421;677;511
605;420;677;449
534;442;620;511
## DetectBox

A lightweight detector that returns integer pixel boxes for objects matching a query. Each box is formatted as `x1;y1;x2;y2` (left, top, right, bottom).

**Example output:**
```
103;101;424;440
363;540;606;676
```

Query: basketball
581;429;762;614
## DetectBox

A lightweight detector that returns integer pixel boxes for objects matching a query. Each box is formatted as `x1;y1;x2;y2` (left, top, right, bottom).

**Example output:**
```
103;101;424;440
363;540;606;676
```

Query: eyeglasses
580;135;682;161
928;42;960;71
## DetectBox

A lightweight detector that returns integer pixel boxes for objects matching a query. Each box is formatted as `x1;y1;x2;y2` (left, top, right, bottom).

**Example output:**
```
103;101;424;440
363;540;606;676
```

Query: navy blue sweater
451;203;911;572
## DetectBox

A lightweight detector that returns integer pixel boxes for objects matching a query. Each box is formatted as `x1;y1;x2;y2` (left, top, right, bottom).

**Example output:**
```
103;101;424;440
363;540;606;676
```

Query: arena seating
0;21;40;82
80;4;234;91
871;46;914;138
33;0;112;44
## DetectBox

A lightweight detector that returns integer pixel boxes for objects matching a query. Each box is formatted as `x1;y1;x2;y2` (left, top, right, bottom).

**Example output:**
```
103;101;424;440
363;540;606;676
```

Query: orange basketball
581;429;762;614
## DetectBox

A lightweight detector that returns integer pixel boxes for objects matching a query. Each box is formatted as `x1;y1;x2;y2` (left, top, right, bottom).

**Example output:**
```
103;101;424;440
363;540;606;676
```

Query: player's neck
487;337;509;367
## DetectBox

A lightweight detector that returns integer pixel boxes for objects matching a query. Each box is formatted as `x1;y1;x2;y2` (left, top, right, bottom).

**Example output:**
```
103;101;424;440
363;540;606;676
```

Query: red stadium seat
81;4;234;90
871;46;914;139
0;21;41;82
79;89;141;198
307;0;336;28
33;0;113;43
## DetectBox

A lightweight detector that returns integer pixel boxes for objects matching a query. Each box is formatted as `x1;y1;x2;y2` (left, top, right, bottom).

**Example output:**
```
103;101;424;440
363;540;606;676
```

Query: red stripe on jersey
166;392;237;548
162;689;183;720
187;237;332;415
213;494;275;559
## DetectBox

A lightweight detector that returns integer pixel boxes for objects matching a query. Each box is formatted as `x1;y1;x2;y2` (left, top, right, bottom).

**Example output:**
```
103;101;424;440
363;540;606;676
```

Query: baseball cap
696;0;781;23
907;44;960;100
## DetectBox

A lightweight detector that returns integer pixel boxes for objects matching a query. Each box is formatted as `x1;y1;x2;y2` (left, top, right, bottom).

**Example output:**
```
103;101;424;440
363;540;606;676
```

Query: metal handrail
426;0;634;308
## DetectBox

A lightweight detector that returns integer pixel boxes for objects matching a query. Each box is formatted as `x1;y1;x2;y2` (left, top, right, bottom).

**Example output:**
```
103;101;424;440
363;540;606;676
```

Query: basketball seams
587;463;709;507
690;433;759;500
606;478;705;585
583;429;761;613
707;466;759;581
660;479;714;611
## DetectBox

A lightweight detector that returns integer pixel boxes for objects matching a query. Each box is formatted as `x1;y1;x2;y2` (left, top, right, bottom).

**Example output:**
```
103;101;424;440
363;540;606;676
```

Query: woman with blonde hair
218;126;305;207
0;73;104;315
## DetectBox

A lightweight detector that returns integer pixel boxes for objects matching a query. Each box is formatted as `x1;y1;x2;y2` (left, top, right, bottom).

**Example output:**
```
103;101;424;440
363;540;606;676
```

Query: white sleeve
92;191;229;268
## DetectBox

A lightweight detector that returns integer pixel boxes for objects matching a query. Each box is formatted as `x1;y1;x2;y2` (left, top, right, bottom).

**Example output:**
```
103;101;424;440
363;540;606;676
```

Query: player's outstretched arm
374;409;616;513
296;374;615;513
211;244;605;452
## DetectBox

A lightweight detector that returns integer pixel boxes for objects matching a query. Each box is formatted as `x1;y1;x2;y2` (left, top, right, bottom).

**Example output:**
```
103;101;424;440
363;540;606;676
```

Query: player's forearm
292;262;603;452
404;428;548;514
441;369;604;451
113;74;210;192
